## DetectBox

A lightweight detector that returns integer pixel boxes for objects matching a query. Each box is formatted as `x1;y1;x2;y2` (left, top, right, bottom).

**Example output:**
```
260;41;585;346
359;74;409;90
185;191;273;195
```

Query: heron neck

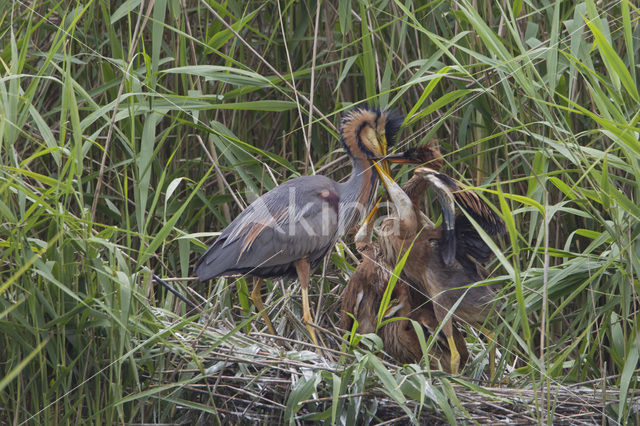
403;175;430;221
337;156;378;235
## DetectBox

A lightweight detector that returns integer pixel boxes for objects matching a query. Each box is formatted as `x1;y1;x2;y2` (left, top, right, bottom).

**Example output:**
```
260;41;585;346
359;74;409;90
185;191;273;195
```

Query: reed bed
1;0;639;423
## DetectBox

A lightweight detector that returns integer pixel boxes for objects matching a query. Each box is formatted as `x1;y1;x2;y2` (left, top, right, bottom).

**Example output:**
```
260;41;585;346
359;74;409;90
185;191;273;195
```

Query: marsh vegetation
1;0;639;423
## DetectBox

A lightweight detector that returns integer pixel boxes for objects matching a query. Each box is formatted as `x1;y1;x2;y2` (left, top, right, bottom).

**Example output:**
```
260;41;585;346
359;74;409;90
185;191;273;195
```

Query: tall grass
1;0;638;423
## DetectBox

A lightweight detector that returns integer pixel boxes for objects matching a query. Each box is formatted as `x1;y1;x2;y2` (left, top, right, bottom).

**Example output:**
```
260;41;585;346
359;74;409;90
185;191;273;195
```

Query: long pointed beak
372;161;394;191
373;152;412;164
356;198;380;243
365;198;380;223
373;161;417;234
414;166;440;176
379;134;392;177
382;159;391;180
371;132;393;190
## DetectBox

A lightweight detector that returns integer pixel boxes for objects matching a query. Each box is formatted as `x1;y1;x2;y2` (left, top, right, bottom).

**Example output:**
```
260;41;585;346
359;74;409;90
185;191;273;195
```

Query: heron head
340;106;403;183
374;140;444;171
413;166;439;179
413;166;458;190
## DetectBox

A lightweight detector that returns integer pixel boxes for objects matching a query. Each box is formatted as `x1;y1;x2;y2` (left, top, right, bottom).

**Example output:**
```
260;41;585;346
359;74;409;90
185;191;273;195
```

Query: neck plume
337;155;378;236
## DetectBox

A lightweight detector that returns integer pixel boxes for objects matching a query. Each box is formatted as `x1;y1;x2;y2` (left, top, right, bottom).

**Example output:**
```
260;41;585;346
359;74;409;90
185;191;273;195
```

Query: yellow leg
447;335;461;375
434;305;462;375
250;278;277;336
296;258;318;346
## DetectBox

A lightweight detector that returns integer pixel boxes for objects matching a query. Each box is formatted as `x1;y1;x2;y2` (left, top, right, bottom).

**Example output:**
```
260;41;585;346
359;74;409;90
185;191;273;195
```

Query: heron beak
356;199;380;243
377;134;392;179
413;166;440;179
373;152;412;163
365;198;380;223
414;166;439;176
372;161;395;192
373;161;417;233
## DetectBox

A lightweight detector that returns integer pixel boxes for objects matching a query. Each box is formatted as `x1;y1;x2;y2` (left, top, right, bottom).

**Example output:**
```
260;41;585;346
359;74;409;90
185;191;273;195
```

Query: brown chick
341;203;468;371
375;165;505;376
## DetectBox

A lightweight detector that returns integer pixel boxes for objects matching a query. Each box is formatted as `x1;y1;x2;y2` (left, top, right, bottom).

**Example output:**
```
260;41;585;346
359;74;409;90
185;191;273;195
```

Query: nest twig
146;308;636;424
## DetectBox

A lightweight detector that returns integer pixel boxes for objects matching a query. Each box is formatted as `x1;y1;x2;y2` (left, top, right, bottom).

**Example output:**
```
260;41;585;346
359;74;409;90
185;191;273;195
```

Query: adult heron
195;106;402;345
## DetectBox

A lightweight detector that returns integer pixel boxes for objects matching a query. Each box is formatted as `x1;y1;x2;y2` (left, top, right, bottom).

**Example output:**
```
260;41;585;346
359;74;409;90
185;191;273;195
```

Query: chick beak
373;152;412;164
372;161;395;192
356;198;380;243
365;198;380;223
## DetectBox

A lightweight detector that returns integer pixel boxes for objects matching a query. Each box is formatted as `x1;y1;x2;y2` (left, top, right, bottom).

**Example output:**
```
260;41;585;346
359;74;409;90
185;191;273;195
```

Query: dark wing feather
195;175;339;280
422;171;505;265
433;173;505;236
454;215;495;268
431;173;505;268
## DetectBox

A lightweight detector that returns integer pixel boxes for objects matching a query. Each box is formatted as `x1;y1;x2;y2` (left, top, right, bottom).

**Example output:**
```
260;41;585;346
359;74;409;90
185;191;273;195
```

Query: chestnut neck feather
337;153;377;237
336;107;400;238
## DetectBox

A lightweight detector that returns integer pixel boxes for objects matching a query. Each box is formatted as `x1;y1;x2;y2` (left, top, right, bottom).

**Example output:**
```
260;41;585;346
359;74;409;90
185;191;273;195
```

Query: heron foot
302;316;319;347
448;335;461;375
251;279;285;347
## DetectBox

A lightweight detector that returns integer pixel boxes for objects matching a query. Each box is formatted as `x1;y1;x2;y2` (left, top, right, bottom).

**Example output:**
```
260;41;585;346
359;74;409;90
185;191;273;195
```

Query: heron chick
341;201;468;370
375;164;505;375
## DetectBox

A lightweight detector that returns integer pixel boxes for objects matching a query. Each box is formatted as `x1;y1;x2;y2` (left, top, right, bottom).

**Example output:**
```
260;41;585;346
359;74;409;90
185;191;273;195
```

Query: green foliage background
1;0;639;423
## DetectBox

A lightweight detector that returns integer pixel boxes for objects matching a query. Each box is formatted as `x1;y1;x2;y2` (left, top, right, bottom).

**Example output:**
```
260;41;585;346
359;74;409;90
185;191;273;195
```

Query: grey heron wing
195;175;339;280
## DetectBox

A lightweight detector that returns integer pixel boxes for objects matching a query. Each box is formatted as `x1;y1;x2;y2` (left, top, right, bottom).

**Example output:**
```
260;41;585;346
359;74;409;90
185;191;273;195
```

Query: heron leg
452;324;470;370
296;258;318;346
446;330;461;375
434;304;460;374
250;278;277;336
447;336;460;374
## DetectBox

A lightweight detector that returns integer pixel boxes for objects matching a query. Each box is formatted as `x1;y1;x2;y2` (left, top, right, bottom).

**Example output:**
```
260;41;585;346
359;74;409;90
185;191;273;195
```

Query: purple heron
195;107;402;345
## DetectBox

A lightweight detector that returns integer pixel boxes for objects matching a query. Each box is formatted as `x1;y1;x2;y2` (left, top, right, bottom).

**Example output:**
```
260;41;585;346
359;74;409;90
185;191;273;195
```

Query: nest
146;307;634;425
